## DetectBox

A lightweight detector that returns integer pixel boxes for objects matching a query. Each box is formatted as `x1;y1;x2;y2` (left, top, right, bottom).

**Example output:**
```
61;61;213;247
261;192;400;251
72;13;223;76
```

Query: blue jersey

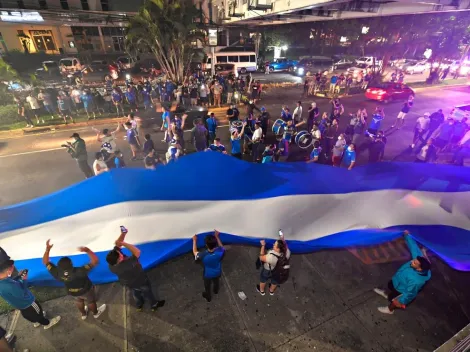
282;123;295;141
342;148;356;166
162;111;170;128
126;128;137;145
208;144;226;152
206;117;217;133
196;247;225;279
125;91;136;103
310;147;322;161
112;92;122;102
369;114;384;130
262;149;274;163
231;136;241;154
82;94;93;108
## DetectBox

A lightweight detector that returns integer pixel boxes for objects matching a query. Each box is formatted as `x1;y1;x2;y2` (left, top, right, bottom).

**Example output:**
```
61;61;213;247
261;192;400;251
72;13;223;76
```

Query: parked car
346;63;372;78
294;56;334;76
365;82;415;103
268;57;298;72
392;59;417;70
404;60;428;74
81;61;113;82
355;56;382;68
332;58;355;70
59;57;82;73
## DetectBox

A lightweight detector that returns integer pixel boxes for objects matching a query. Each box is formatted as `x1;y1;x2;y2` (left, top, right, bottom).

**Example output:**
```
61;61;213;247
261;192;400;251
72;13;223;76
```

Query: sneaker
33;310;47;327
44;316;61;330
377;306;394;315
93;304;106;319
269;290;275;296
151;300;166;311
256;285;265;296
81;306;88;320
202;292;212;302
373;288;388;300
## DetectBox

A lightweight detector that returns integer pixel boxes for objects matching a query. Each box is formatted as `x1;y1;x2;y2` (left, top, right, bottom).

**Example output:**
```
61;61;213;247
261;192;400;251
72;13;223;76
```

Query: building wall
0;23;79;54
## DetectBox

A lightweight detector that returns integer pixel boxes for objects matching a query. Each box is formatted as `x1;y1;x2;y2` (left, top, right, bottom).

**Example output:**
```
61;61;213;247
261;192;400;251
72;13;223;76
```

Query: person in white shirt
293;101;303;127
71;87;83;112
251;122;263;162
94;122;121;168
411;113;430;148
311;124;321;142
93;152;109;176
26;93;44;124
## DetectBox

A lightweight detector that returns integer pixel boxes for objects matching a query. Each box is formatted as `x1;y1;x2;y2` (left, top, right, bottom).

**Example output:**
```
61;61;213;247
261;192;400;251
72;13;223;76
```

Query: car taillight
377;90;386;95
366;88;371;92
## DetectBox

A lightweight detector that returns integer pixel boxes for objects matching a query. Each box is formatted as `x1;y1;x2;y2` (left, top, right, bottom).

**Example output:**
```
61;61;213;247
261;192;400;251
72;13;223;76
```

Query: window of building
60;0;69;10
249;55;256;62
17;0;25;9
81;0;89;10
100;0;109;11
38;0;48;9
217;55;227;63
112;36;124;51
240;55;249;62
30;30;57;52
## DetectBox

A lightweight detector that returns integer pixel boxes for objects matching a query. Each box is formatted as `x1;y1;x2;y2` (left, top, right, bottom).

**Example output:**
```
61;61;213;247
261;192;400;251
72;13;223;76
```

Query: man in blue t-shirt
368;107;385;136
307;141;322;163
192;230;225;302
231;121;246;159
207;138;226;153
124;122;141;160
206;113;218;144
262;144;276;163
342;143;356;170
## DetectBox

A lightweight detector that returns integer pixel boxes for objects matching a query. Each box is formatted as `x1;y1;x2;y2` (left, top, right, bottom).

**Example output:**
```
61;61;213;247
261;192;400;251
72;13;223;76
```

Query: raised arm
214;230;223;248
115;228;128;245
259;240;267;262
403;230;423;259
42;239;53;265
78;246;99;267
192;235;198;257
117;241;141;259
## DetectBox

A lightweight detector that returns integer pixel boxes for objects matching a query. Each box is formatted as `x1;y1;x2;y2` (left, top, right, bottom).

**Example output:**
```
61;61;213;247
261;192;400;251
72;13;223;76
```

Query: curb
0;116;126;139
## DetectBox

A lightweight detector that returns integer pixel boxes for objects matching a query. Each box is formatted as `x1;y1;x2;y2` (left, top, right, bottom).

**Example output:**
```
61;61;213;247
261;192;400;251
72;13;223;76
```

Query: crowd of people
0;226;432;351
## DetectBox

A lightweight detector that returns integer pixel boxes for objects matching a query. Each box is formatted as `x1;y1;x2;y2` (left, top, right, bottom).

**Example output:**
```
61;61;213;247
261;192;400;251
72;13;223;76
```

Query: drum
295;130;314;149
230;120;243;133
272;119;285;137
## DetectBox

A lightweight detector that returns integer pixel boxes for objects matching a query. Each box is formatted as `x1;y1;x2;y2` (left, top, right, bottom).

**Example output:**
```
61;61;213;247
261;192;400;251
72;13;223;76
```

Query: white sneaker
93;304;106;319
82;306;88;320
373;288;388;300
33;310;46;327
377;306;394;315
44;316;61;330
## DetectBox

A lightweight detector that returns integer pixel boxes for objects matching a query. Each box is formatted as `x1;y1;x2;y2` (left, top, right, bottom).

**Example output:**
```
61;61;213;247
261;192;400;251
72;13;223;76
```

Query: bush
0;104;20;125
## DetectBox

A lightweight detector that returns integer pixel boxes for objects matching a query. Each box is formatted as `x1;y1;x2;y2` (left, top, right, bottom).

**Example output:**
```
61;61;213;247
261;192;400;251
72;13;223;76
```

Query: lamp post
208;27;218;77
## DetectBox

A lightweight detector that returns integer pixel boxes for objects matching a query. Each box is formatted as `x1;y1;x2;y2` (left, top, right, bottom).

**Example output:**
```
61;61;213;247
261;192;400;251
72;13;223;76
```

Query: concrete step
434;323;470;352
348;238;412;265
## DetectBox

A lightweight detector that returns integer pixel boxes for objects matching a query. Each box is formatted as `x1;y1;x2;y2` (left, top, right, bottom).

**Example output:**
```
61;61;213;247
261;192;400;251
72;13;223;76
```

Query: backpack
270;252;290;285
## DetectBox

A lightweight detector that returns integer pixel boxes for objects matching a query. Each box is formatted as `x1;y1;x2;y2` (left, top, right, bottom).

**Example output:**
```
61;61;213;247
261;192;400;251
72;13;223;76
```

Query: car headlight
126;74;131;80
298;68;305;74
294;66;297;70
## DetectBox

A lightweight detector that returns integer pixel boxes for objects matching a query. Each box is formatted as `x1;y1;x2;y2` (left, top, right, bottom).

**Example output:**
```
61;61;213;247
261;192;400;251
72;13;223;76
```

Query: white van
206;51;257;74
59;57;82;73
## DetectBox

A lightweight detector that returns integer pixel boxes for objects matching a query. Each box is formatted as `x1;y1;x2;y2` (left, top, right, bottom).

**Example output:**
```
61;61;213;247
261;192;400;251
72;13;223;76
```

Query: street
0;85;468;206
1;85;470;352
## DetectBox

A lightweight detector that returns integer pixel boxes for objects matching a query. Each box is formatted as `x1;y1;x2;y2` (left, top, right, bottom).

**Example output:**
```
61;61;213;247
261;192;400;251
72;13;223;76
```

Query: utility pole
208;0;216;77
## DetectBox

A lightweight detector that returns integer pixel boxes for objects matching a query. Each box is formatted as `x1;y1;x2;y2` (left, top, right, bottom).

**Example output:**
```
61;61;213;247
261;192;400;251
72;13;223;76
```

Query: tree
125;0;204;83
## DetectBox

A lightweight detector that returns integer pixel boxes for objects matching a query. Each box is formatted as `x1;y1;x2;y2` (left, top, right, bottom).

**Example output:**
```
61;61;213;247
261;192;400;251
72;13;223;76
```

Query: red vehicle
365;82;415;103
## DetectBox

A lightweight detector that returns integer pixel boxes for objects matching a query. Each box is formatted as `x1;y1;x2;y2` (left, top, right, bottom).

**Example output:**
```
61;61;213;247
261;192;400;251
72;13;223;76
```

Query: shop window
30;30;57;52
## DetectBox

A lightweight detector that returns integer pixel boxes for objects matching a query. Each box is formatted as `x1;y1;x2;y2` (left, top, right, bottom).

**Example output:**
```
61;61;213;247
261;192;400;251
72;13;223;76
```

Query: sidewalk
3;245;470;352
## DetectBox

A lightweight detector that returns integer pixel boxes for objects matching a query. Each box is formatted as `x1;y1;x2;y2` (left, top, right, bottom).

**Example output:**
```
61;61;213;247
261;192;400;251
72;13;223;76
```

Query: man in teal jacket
373;230;431;314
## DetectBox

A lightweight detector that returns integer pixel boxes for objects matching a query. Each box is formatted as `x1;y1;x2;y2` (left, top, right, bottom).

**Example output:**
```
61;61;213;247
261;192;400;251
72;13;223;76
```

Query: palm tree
126;0;205;83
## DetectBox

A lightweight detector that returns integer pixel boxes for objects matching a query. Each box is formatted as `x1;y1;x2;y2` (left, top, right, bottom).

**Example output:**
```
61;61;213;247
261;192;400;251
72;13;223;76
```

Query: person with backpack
256;232;291;296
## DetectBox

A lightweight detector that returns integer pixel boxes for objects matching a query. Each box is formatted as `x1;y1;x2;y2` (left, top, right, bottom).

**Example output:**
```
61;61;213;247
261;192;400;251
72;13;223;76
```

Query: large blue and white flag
1;152;469;286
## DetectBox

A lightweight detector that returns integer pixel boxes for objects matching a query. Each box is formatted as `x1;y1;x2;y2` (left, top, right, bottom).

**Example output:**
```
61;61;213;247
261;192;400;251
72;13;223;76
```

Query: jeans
203;276;220;301
77;159;94;178
132;280;158;308
387;280;401;302
21;301;49;326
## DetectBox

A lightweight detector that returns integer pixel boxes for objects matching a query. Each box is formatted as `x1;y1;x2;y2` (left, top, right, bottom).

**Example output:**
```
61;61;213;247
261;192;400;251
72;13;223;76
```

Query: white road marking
0;124;231;159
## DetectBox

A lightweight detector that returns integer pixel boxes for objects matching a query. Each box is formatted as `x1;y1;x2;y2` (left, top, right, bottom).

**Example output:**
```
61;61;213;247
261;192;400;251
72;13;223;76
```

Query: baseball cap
70;132;80;138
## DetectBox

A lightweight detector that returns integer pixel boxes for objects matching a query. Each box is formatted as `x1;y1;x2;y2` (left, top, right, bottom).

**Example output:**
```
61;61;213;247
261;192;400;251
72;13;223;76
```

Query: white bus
206;51;257;74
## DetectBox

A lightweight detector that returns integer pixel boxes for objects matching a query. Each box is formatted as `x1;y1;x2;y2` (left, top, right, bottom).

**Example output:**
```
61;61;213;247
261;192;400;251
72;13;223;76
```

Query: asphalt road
1;86;470;352
0;85;469;207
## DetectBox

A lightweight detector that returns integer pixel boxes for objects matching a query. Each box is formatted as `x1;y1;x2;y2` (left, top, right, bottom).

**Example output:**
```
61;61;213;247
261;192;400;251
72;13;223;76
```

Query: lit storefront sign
0;11;44;22
208;28;218;46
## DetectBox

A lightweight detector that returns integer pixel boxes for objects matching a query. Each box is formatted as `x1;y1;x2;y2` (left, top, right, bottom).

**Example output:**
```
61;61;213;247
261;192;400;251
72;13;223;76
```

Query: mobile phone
120;226;128;233
279;230;284;237
17;269;28;279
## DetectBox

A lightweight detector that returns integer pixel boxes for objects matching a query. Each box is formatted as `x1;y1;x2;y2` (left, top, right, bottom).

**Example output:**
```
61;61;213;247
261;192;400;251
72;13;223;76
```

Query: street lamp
362;26;369;34
281;45;288;51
